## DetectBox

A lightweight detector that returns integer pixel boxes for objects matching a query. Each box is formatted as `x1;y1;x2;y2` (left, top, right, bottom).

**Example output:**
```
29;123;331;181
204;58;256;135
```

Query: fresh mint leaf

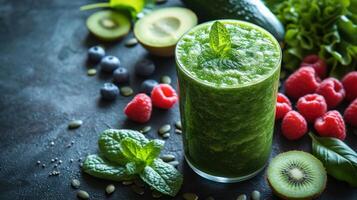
140;159;183;197
209;21;232;56
120;137;145;161
125;161;146;175
83;154;134;181
141;139;165;164
309;133;357;187
98;129;149;165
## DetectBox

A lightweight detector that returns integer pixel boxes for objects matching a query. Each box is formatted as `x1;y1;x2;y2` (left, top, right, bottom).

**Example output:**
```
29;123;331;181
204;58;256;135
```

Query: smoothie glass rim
175;19;282;90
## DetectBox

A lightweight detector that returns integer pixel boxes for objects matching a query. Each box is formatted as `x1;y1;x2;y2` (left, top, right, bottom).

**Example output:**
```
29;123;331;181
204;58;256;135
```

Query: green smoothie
175;20;281;182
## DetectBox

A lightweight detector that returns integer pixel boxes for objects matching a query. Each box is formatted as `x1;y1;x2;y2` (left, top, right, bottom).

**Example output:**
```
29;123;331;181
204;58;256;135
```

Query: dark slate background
0;0;356;199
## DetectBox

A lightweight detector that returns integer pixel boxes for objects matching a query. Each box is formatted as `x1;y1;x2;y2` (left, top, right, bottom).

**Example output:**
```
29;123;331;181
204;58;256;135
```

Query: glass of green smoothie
175;20;281;183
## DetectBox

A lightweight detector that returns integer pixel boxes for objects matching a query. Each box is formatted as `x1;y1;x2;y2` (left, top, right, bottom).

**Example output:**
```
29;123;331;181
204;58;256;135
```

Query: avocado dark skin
181;0;285;42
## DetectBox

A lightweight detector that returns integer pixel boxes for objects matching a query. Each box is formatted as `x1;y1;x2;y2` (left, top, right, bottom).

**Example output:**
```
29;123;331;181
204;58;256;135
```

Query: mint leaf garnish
209;21;232;56
140;159;183;197
141;139;164;164
83;154;134;181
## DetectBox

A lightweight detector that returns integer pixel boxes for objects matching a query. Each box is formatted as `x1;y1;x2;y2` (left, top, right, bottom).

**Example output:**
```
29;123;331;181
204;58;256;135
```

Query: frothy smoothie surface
176;20;281;87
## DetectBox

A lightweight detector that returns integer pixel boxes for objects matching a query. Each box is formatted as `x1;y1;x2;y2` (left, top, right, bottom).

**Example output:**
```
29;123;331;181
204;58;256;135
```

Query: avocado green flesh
176;20;281;178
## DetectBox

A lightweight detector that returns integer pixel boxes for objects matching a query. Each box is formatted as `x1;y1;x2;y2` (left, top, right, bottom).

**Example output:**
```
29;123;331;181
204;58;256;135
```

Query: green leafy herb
83;129;183;197
209;21;232;57
140;159;183;197
309;133;357;187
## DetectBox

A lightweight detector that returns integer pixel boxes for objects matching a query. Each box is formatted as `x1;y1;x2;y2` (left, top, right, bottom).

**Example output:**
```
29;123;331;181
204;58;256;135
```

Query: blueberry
135;59;155;77
141;79;158;95
100;83;119;100
88;46;105;63
113;67;129;83
100;56;120;73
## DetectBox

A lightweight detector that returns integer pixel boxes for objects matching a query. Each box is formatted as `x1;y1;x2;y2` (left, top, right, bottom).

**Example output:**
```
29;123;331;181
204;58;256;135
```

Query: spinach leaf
83;154;134;181
140;159;183;197
209;21;231;57
310;133;357;187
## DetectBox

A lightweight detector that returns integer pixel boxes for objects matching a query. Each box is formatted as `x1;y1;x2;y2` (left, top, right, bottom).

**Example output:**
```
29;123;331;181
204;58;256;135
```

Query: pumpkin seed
162;133;170;139
251;190;260;200
77;190;89;199
160;75;171;84
71;179;80;189
158;124;171;135
236;194;247;200
120;86;134;97
206;196;215;200
140;126;151;134
105;184;115;194
183;193;198;200
87;68;97;76
125;38;138;47
160;154;175;162
152;190;162;198
175;121;182;129
122;180;133;185
131;185;144;195
68;120;83;129
175;129;182;134
168;160;179;167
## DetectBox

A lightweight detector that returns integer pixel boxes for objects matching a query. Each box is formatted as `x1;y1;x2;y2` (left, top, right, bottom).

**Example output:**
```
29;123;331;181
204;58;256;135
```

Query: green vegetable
181;0;285;42
272;0;357;77
83;129;183;197
309;133;357;187
209;21;231;57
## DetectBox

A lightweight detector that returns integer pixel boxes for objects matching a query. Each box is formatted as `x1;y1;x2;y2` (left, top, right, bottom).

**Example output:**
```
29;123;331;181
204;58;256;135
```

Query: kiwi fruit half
86;10;131;41
267;151;327;200
134;7;197;57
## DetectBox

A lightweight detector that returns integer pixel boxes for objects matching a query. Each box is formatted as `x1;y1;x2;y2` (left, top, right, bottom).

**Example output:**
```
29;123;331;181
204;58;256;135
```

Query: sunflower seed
77;190;89;199
162;133;170;139
168;160;179;167
251;190;260;200
68;120;83;129
160;154;175;162
71;179;80;189
158;124;171;135
131;185;144;195
87;69;97;76
236;194;247;200
160;75;171;84
175;129;182;134
122;180;133;185
175;121;182;129
105;184;115;194
140;126;151;134
183;193;198;200
120;86;134;97
125;38;138;47
152;190;162;198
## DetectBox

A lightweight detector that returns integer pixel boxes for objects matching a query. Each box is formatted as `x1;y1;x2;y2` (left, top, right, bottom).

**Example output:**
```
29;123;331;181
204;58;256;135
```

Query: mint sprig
83;129;183;197
209;21;232;57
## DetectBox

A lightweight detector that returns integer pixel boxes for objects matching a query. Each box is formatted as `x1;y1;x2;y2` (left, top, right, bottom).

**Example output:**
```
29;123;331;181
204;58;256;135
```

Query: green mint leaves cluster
209;21;232;57
83;129;183;196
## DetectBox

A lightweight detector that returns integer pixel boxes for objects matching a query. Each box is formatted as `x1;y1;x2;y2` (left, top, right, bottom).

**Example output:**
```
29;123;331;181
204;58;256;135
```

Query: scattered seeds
131;185;144;195
183;193;198;200
236;194;247;200
122;180;133;185
175;129;182;134
160;75;171;84
59;160;63;164
105;184;115;194
125;38;138;47
77;190;90;199
168;160;179;167
140;126;151;134
251;190;260;200
71;179;81;189
162;133;170;139
160;154;175;162
42;164;46;168
206;196;215;200
120;86;134;97
87;68;97;76
70;159;74;163
54;164;58;168
36;160;41;165
152;190;162;198
50;141;55;146
55;157;58;161
49;170;60;176
51;159;55;163
68;120;83;129
175;121;182;129
158;124;171;135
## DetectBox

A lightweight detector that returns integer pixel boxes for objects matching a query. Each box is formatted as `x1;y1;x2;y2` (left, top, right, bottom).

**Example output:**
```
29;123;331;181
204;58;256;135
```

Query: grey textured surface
0;0;356;199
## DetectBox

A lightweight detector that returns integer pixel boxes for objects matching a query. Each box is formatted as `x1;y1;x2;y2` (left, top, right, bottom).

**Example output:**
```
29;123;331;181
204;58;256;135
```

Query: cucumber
181;0;285;42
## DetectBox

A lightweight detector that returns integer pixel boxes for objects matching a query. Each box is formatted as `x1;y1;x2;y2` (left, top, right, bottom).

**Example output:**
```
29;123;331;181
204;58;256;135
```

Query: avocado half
134;7;197;57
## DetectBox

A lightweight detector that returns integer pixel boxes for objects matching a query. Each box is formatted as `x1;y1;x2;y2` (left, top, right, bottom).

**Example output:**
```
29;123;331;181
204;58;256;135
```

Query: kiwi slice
267;151;327;200
86;10;131;41
134;7;197;57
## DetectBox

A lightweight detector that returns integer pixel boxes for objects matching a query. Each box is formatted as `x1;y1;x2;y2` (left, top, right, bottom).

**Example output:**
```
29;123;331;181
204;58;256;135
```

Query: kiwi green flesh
267;151;326;200
134;7;197;56
86;10;131;41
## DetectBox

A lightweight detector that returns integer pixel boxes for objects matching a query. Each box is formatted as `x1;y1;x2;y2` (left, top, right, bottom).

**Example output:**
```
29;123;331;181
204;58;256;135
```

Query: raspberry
124;93;152;123
281;111;308;140
342;71;357;102
344;99;357;127
285;67;320;99
296;94;327;123
275;93;292;120
316;78;345;109
314;110;346;140
300;54;327;79
151;84;178;109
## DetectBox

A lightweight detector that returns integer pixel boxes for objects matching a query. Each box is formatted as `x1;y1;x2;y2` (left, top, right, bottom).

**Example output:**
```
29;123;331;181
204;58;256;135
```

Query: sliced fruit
134;7;197;57
267;151;327;200
86;10;131;41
